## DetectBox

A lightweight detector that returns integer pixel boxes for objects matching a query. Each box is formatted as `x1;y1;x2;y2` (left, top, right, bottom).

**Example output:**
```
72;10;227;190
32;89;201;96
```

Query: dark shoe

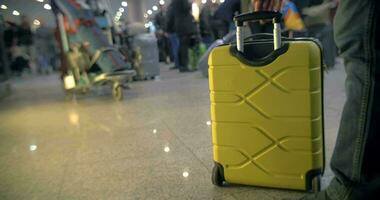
179;69;191;73
300;191;331;200
169;66;178;70
282;191;331;200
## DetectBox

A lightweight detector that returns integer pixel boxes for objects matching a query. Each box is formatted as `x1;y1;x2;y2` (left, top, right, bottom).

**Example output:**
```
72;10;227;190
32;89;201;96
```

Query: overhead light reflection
147;10;152;15
164;146;170;153
152;6;158;11
1;4;7;10
159;0;165;5
12;10;20;16
69;111;80;126
44;4;52;10
121;1;128;7
29;145;37;152
182;171;189;178
206;121;211;126
153;129;157;134
33;19;41;26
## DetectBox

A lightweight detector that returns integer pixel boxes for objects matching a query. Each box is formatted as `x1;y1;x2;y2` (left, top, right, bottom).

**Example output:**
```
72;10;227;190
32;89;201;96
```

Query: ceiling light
147;10;152;15
202;0;207;4
152;6;158;11
159;0;165;5
220;0;225;2
121;1;128;7
44;4;52;10
12;10;20;16
1;4;8;10
36;0;44;2
119;7;124;12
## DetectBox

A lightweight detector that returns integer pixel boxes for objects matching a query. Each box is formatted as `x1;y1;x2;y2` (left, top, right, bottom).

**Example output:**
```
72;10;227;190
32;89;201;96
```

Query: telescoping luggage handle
234;11;282;53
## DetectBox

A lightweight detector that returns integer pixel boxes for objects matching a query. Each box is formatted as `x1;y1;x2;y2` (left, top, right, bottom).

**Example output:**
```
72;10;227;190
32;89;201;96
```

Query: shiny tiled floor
0;63;345;200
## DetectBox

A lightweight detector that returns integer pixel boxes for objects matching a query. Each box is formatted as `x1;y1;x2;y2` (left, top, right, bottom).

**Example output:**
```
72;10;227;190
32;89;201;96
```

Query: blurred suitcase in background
133;33;160;79
208;12;324;191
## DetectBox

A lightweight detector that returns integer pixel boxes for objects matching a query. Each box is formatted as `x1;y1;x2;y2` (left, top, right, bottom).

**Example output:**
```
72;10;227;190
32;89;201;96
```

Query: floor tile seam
160;119;211;171
56;158;72;200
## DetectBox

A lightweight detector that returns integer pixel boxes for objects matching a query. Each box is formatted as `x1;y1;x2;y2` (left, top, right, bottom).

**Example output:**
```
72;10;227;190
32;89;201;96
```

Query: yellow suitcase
208;12;324;191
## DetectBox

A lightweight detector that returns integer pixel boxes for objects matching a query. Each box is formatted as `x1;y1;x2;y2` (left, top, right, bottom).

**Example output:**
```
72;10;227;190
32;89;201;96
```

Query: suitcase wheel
311;175;321;192
212;164;224;186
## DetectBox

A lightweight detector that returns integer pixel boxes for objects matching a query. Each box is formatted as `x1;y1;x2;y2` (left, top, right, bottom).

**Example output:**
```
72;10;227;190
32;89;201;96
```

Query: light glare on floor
1;4;7;9
33;19;41;26
12;10;20;16
44;3;51;10
182;171;189;178
69;111;79;126
164;146;170;153
153;129;157;134
206;121;211;126
29;145;37;151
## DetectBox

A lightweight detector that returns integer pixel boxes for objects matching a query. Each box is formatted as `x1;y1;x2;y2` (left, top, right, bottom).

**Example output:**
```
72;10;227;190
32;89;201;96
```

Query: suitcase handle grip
234;11;282;27
234;11;282;52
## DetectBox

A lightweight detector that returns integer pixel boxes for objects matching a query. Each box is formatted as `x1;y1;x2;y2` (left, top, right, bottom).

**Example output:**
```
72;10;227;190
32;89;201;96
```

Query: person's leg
169;33;180;69
178;36;190;72
300;1;379;199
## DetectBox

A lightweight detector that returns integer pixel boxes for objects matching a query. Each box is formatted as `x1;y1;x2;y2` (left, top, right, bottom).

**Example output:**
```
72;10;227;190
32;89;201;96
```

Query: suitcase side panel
209;41;324;190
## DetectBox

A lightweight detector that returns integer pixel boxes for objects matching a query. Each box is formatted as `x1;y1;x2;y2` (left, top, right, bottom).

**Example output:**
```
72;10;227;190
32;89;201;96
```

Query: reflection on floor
0;63;345;199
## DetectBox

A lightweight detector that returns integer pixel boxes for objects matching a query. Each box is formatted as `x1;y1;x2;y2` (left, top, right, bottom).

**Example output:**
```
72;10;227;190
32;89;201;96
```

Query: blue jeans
169;33;180;68
324;0;380;199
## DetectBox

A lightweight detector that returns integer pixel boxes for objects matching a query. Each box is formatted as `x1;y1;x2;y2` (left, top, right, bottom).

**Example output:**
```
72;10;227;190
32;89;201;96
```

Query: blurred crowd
152;0;339;72
3;16;58;76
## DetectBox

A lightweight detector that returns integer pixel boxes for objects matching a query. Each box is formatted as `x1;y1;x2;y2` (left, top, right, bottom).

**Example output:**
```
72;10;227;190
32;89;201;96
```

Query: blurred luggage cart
52;0;135;101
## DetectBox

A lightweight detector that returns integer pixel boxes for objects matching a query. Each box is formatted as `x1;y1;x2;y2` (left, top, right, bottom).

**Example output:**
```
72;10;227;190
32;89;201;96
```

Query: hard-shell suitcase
133;33;160;79
208;12;324;191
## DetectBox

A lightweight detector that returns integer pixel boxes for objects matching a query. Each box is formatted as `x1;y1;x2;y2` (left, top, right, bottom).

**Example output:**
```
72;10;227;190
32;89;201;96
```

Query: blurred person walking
302;0;338;68
166;2;180;70
35;21;57;74
154;4;171;63
199;1;222;46
253;0;380;199
168;0;199;72
214;0;241;35
17;16;34;59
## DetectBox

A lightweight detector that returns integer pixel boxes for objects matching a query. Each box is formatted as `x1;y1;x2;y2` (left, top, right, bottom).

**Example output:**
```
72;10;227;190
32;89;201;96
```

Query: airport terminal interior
0;0;348;199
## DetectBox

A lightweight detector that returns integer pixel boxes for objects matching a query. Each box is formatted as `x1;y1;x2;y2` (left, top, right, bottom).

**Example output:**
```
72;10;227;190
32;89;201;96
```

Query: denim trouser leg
326;0;380;199
169;33;180;68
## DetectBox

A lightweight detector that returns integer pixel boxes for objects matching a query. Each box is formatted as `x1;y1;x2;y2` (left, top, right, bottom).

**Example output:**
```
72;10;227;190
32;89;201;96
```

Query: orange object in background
281;0;305;31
